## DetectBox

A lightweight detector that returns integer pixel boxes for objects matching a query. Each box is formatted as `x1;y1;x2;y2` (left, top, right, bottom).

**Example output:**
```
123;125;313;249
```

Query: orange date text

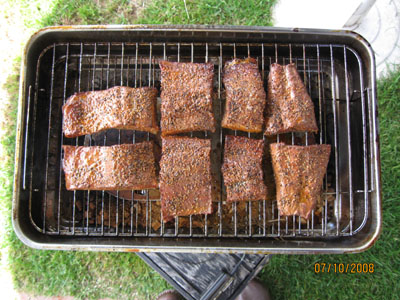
314;263;374;273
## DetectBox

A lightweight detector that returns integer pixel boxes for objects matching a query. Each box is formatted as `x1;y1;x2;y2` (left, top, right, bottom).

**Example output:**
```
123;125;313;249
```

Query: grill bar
28;41;372;240
43;44;56;233
330;45;341;236
218;42;223;237
344;46;354;234
349;47;369;234
367;87;374;192
261;43;267;237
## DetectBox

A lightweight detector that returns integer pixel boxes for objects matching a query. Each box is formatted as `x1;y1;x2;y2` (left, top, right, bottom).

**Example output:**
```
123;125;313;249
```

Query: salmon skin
270;143;330;219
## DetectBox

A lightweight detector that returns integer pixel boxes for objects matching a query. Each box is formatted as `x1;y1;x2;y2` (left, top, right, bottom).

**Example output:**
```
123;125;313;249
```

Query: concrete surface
348;0;400;77
273;0;363;29
273;0;400;77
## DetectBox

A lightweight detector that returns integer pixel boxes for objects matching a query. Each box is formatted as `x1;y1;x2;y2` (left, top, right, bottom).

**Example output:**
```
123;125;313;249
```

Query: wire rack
23;40;373;239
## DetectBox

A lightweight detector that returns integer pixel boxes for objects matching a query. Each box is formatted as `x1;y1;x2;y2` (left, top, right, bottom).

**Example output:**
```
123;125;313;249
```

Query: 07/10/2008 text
314;263;374;273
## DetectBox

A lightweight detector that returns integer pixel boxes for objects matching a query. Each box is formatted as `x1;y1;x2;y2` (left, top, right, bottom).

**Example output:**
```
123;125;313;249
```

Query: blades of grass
138;0;276;26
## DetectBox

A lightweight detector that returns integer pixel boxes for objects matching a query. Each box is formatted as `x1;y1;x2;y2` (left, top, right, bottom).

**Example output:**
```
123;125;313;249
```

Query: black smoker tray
13;25;381;254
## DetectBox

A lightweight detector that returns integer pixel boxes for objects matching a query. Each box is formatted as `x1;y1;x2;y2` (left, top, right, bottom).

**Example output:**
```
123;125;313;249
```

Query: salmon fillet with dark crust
270;143;330;219
160;136;213;222
63;86;158;138
63;142;158;190
222;135;267;202
222;58;266;132
159;61;216;135
265;63;318;136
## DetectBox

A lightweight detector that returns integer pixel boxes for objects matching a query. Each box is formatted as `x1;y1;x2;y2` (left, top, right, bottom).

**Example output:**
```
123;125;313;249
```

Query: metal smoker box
13;25;381;254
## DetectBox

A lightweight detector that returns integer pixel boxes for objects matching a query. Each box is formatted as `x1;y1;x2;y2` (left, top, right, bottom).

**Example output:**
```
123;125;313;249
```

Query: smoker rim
12;25;382;254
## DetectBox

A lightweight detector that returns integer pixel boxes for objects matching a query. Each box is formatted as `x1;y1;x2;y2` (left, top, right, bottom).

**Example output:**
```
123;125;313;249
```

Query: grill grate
24;41;372;239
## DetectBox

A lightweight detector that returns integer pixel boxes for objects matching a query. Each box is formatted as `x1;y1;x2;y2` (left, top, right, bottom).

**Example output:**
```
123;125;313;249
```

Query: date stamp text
314;263;374;273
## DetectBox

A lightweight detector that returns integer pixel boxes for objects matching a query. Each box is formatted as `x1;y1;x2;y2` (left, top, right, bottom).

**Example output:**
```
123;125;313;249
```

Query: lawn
0;0;398;299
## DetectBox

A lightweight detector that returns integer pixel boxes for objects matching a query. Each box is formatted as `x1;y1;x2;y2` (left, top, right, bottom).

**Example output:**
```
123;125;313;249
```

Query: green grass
8;246;170;299
138;0;276;26
40;0;139;26
2;1;398;300
259;67;400;299
33;0;277;27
